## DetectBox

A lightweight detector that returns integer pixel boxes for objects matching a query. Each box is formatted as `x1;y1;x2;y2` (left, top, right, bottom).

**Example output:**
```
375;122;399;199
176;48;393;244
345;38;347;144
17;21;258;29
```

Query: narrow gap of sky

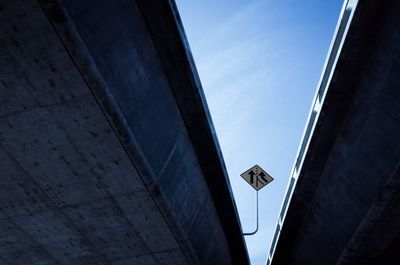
175;1;343;264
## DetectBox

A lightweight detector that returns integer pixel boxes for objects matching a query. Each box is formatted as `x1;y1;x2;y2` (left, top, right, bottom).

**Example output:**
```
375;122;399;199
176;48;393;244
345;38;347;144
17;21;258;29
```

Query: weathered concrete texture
270;1;400;265
0;0;248;264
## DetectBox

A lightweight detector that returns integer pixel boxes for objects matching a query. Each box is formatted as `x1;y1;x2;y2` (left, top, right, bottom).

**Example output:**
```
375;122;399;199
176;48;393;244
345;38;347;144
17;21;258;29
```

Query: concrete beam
268;0;400;264
0;0;249;264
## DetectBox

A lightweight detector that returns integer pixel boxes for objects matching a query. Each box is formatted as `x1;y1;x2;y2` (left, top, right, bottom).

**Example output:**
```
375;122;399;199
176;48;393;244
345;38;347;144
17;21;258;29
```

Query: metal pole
243;190;259;236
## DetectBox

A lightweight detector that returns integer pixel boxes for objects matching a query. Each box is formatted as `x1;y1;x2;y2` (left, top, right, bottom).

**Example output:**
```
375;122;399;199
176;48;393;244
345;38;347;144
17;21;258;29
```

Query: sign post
241;165;273;236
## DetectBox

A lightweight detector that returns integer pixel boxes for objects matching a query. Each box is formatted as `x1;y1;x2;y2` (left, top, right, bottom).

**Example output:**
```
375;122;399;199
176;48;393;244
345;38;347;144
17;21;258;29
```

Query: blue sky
175;1;343;264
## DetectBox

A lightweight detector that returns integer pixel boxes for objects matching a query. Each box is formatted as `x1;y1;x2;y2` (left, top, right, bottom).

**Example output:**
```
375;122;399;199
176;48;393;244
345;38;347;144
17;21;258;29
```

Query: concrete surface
0;0;249;264
267;0;400;264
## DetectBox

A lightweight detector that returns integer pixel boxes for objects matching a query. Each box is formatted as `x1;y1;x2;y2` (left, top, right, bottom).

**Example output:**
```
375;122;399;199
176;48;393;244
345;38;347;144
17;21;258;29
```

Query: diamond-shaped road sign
241;165;273;191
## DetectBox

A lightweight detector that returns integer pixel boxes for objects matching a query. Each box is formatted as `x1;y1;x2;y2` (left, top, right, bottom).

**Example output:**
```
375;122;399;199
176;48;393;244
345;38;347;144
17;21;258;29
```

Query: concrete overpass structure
0;0;249;264
267;0;400;264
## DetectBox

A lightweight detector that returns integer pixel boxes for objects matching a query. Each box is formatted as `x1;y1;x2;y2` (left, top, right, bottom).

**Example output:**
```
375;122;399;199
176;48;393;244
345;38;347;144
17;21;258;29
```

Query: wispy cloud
177;0;342;263
192;1;289;160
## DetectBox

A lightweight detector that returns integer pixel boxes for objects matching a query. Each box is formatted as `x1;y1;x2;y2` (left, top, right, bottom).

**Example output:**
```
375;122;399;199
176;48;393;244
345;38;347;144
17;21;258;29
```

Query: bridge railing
265;0;359;264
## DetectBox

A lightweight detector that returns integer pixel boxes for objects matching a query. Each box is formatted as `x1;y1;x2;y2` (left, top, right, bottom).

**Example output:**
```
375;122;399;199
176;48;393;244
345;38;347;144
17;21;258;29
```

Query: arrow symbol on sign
248;170;256;184
259;172;269;183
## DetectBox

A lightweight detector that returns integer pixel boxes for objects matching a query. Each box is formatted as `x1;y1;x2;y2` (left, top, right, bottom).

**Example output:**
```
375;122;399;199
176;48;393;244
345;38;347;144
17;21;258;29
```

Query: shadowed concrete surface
0;0;249;264
267;0;400;264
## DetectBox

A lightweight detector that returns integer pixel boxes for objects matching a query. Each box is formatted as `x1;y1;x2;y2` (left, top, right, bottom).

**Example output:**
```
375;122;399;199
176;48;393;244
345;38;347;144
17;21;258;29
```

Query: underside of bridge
268;0;400;264
0;1;249;264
